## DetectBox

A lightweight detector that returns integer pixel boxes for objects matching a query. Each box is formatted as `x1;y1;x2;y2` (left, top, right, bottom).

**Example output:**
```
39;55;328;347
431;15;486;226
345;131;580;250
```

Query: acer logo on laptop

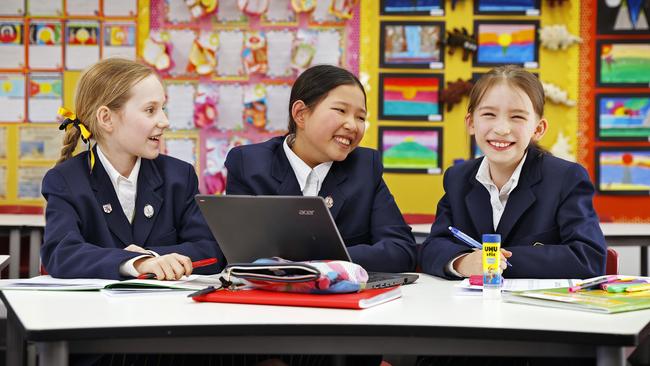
298;210;315;216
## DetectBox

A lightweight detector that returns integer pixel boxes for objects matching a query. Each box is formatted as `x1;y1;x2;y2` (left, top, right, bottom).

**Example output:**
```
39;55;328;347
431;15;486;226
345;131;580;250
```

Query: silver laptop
196;195;418;289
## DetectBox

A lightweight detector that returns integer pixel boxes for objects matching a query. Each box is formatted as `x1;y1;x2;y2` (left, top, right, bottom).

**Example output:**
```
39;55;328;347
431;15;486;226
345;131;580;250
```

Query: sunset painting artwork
599;42;650;85
598;150;650;194
380;74;440;120
598;95;650;140
380;128;441;173
475;22;537;65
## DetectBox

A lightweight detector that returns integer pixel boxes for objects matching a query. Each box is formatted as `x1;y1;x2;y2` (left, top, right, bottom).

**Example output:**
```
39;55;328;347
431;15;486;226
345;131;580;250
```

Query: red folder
192;286;402;309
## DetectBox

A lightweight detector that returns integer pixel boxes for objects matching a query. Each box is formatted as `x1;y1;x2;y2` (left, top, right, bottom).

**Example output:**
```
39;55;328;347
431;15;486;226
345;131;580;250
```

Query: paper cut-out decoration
330;0;357;19
539;25;581;51
187;33;218;76
291;0;317;12
451;0;463;10
550;131;574;162
546;0;568;6
238;0;269;15
194;84;218;129
291;30;316;72
541;81;575;107
445;28;477;61
142;37;171;71
440;79;473;112
379;127;443;174
244;84;267;128
186;0;218;19
597;148;650;195
204;136;249;194
598;0;650;34
243;32;268;75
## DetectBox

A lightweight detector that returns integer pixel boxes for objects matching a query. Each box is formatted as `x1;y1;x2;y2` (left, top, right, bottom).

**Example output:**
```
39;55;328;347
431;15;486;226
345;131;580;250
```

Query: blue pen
448;226;512;267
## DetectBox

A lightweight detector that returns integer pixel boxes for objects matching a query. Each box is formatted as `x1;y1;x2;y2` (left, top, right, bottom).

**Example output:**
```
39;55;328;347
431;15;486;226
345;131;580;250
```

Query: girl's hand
133;253;193;280
454;249;512;277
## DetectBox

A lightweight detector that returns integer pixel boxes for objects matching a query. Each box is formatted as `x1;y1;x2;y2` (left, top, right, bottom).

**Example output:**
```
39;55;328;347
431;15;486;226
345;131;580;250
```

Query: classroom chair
606;247;619;275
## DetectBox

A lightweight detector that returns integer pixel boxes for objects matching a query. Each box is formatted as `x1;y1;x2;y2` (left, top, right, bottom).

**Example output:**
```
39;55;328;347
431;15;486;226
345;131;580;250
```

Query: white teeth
334;136;351;145
149;136;159;141
490;141;512;148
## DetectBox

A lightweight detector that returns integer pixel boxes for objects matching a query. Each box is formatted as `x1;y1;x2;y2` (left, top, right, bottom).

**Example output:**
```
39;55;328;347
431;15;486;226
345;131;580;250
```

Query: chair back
606;247;619;275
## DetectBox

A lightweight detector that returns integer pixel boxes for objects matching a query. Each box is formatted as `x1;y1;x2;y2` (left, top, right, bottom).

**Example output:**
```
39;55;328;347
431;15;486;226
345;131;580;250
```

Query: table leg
29;229;41;277
7;308;25;366
9;228;21;279
597;346;625;366
641;246;648;277
37;341;68;366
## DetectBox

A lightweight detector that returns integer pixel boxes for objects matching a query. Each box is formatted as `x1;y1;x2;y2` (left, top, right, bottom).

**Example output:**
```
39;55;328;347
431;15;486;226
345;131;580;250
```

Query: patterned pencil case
223;257;369;294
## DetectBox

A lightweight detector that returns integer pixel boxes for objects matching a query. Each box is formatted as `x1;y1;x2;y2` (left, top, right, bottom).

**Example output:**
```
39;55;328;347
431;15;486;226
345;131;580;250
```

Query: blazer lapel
465;179;494;237
89;154;133;246
132;159;164;245
271;144;302;195
318;163;347;220
496;151;542;242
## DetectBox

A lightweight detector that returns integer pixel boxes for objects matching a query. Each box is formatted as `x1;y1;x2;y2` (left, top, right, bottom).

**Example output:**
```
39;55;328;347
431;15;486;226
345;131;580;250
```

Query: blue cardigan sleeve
504;165;606;279
41;169;142;279
345;151;418;273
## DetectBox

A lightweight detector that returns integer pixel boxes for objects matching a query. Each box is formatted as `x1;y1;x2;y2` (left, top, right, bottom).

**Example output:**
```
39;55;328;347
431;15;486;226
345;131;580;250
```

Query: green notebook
504;287;650;314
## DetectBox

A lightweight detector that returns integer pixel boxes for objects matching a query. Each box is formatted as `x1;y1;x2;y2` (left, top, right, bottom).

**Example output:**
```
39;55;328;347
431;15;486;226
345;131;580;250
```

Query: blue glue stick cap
482;234;501;243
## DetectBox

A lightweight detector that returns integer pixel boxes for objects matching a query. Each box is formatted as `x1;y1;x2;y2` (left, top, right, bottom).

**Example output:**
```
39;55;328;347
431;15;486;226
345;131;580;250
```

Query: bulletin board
0;0;139;213
0;0;359;212
579;1;650;222
360;0;582;218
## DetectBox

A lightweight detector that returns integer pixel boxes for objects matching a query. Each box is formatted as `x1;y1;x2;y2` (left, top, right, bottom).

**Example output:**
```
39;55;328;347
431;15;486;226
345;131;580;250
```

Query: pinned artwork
185;0;218;19
379;127;443;174
166;83;196;130
27;0;63;16
380;21;444;69
194;83;218;129
380;0;444;15
142;36;172;72
0;0;24;16
218;0;246;22
474;0;540;15
244;84;267;129
187;31;218;76
102;0;137;17
217;31;244;76
19;126;61;160
18;167;49;199
27;73;63;123
379;73;443;121
28;21;63;69
597;40;650;87
204;136;250;194
103;22;136;60
263;0;295;22
596;148;650;195
217;84;245;130
474;21;539;68
238;0;269;16
596;94;650;141
164;137;198;167
290;30;316;72
265;84;291;131
266;31;294;77
65;0;99;16
597;0;650;34
330;0;357;19
0;73;25;122
0;21;25;69
243;31;268;75
65;21;100;70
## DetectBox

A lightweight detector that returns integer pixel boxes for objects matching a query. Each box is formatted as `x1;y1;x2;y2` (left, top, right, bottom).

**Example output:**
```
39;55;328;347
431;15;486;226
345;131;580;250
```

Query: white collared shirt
96;145;151;277
446;153;528;277
283;135;333;196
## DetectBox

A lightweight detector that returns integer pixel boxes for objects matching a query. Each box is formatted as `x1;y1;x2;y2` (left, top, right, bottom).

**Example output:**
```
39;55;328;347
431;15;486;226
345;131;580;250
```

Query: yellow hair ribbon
58;107;95;172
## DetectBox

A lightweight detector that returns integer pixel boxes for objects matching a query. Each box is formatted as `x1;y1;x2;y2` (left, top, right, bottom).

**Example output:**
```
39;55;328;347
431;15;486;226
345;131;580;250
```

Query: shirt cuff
119;254;153;277
446;253;471;278
146;250;160;257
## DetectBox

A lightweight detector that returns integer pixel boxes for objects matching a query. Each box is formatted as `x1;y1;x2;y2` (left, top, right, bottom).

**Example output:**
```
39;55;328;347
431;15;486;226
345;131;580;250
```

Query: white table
411;223;650;276
2;274;649;366
0;214;45;279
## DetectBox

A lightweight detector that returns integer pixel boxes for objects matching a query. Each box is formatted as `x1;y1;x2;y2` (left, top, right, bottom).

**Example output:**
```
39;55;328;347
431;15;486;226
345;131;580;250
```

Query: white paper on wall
65;21;100;70
165;138;196;166
217;0;244;22
217;31;244;76
0;20;25;69
102;22;136;60
27;0;63;16
166;0;192;23
265;85;291;132
166;83;196;130
0;0;25;16
18;166;49;199
312;0;338;23
264;0;293;22
20;126;61;160
102;0;137;17
266;31;293;77
28;73;63;123
312;30;341;66
65;0;99;16
28;21;63;69
0;73;25;122
168;29;195;76
217;84;244;130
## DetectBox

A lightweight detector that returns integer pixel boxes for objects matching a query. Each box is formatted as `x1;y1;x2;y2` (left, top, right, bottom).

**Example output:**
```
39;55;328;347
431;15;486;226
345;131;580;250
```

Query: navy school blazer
41;148;225;279
420;148;606;279
224;136;417;273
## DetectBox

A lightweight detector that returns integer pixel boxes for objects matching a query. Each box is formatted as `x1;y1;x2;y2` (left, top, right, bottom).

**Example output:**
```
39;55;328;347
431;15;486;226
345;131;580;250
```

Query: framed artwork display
378;73;443;121
380;21;444;69
595;147;650;195
378;126;443;174
474;20;539;68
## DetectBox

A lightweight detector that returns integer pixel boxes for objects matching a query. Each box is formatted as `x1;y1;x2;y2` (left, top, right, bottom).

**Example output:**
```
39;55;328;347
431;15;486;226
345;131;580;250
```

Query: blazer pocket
510;227;559;247
152;228;178;246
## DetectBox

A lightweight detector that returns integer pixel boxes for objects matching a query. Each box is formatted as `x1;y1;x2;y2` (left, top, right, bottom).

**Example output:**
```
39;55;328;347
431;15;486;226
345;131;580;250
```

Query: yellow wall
359;0;580;215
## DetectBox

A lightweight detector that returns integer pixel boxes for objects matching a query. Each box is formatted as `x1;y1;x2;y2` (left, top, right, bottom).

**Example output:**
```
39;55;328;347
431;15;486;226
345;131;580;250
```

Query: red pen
137;257;218;280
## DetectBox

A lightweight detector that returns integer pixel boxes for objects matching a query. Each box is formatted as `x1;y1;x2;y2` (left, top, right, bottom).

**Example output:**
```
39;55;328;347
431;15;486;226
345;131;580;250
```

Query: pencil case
223;257;369;294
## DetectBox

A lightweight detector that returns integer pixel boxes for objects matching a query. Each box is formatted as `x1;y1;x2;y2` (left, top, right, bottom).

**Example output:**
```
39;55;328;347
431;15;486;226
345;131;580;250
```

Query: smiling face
466;81;547;173
292;84;367;167
99;74;169;174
